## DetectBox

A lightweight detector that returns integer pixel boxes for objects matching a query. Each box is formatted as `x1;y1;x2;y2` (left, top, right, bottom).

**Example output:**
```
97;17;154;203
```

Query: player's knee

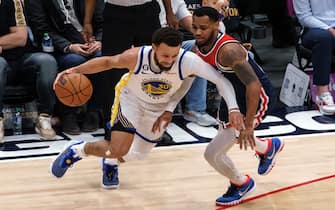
113;147;130;158
204;147;215;164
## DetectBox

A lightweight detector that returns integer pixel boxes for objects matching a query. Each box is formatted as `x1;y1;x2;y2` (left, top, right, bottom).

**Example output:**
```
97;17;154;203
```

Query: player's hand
228;111;244;131
82;23;93;43
237;126;256;150
0;46;2;54
152;111;173;133
53;68;75;90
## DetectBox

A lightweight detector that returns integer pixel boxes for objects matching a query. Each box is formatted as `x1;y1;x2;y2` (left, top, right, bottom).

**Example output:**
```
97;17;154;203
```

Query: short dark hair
193;7;220;22
152;27;183;47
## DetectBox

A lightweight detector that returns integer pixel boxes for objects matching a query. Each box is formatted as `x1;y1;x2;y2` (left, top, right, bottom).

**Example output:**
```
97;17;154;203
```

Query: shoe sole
49;140;83;178
35;127;57;140
318;106;335;115
101;182;120;189
216;182;257;206
260;139;285;176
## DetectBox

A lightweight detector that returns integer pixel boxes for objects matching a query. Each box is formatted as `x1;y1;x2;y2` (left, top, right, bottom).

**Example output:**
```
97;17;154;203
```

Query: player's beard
154;54;174;72
196;31;216;49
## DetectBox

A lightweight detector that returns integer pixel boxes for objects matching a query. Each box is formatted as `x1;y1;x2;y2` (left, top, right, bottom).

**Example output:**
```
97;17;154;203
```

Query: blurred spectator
294;0;335;115
159;0;193;32
0;0;58;141
25;0;105;135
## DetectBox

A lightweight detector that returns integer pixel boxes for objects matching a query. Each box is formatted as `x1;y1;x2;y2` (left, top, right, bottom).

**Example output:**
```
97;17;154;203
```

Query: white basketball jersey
122;46;186;107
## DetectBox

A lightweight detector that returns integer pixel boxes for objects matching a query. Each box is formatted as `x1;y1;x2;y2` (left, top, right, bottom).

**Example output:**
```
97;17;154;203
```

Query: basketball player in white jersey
50;27;245;189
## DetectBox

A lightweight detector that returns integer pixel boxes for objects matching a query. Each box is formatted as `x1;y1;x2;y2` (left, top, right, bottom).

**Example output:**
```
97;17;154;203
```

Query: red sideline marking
216;174;335;209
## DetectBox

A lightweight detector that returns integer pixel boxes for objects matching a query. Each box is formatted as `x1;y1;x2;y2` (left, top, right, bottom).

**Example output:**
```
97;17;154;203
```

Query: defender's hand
237;126;256;150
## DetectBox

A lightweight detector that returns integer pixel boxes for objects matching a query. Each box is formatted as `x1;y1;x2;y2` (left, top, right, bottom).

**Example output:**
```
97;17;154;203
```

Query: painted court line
216;174;335;209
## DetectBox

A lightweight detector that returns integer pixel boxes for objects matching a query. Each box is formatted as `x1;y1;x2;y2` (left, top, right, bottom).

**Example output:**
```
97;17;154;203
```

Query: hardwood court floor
0;133;334;210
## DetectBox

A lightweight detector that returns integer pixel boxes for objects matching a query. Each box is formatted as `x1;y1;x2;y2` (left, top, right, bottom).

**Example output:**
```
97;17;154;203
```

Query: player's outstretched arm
183;53;244;130
53;48;139;89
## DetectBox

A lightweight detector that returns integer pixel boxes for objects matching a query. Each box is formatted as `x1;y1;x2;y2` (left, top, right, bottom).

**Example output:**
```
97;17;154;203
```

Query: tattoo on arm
234;61;258;85
218;43;258;85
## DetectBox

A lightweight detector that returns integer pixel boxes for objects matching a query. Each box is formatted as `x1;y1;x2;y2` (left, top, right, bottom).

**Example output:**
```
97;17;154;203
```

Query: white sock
231;174;248;186
255;137;270;154
71;141;88;157
104;158;118;166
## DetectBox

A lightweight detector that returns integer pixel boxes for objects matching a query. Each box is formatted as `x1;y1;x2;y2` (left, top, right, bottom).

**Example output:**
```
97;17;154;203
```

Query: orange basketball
54;73;93;107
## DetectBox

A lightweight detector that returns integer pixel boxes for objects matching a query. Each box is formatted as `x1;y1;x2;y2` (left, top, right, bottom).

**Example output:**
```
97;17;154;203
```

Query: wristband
229;108;240;113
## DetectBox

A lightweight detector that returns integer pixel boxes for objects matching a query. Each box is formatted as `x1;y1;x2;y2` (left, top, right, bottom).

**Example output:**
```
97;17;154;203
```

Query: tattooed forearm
218;43;259;86
233;61;258;86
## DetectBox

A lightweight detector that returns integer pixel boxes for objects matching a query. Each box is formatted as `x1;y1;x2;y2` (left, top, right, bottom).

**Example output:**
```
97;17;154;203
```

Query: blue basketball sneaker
257;137;285;175
101;158;119;189
50;140;84;178
216;175;256;206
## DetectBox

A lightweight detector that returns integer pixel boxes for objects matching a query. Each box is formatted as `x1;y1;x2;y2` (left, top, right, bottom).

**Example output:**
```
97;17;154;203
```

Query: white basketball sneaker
316;92;335;115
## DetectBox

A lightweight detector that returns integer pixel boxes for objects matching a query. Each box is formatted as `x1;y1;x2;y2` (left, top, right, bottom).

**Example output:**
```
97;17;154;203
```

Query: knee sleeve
204;127;243;182
121;135;156;162
204;126;235;164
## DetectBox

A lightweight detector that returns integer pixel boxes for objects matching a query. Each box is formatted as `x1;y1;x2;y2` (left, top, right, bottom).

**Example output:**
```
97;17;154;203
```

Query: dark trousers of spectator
263;0;297;47
302;28;335;86
235;0;297;47
0;53;57;117
55;51;102;115
98;1;161;139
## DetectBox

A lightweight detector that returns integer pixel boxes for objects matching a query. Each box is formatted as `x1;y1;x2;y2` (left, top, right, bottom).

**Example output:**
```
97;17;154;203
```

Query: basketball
54;73;93;107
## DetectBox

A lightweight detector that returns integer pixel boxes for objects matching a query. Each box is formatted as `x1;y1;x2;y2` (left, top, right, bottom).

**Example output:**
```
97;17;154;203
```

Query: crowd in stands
0;0;334;143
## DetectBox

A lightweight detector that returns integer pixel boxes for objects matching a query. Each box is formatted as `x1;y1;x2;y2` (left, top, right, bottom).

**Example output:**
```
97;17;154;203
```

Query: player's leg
252;85;285;175
225;73;285;176
204;125;256;206
50;106;136;178
49;130;134;178
101;108;164;189
101;133;159;189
